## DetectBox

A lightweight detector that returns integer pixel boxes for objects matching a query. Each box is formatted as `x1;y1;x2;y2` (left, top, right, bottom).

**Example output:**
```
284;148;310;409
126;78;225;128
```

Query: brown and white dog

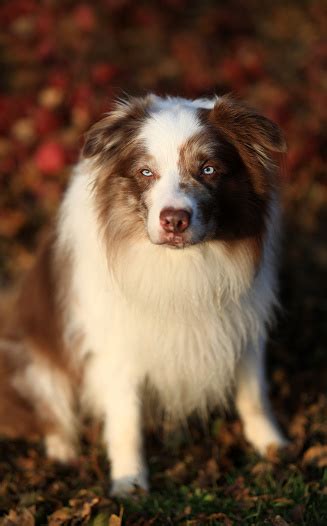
0;94;288;495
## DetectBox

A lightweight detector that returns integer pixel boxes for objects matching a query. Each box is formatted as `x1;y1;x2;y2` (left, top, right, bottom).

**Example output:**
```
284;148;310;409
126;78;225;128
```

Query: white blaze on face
139;103;204;244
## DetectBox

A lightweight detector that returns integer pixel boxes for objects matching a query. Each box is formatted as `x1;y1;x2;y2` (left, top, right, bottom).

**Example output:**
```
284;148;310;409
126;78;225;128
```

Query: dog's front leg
103;375;148;496
235;339;288;455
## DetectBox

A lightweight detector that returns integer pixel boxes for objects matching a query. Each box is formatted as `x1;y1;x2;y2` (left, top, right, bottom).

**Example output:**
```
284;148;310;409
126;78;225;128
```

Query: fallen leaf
0;508;35;526
47;507;72;526
108;507;123;526
303;444;327;467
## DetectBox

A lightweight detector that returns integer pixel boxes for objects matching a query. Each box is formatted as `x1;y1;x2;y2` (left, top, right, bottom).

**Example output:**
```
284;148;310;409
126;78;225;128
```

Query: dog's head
83;95;286;253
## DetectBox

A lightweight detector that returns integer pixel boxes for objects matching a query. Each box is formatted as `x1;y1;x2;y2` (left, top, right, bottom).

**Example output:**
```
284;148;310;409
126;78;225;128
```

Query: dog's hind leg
23;359;79;462
0;338;78;462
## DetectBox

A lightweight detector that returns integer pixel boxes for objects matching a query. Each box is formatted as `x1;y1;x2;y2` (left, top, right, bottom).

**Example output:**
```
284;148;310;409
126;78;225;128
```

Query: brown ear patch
83;96;152;160
83;116;125;159
206;95;286;195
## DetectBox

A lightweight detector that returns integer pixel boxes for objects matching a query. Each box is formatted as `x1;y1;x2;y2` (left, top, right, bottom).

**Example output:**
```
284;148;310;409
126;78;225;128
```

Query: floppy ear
83;95;152;159
209;95;287;194
83;114;122;158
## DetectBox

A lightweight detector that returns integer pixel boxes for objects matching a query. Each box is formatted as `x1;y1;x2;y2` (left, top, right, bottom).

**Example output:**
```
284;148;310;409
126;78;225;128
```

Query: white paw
45;434;77;463
243;415;288;455
111;471;149;497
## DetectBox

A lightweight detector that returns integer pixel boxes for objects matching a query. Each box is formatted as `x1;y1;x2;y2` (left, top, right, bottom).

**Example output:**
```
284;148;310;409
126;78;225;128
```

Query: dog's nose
160;208;191;233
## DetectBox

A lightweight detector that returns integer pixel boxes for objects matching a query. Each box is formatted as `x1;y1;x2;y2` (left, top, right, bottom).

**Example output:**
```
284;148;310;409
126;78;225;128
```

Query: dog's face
83;95;286;253
138;105;242;248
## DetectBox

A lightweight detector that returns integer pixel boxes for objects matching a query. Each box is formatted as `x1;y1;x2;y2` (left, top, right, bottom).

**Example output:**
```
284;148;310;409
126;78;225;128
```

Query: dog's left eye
141;169;153;177
201;166;215;176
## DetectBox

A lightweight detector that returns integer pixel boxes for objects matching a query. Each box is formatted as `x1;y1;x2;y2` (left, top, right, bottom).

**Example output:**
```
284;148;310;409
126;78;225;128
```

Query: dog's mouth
146;215;209;248
161;232;188;248
149;232;200;249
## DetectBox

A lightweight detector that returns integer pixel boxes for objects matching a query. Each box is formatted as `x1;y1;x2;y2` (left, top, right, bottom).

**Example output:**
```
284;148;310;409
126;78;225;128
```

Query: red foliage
72;5;97;32
34;141;66;174
33;108;61;135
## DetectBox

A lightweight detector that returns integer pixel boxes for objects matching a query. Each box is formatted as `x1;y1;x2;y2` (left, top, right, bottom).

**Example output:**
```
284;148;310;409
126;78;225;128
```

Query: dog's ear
83;113;122;159
208;95;287;194
83;96;152;159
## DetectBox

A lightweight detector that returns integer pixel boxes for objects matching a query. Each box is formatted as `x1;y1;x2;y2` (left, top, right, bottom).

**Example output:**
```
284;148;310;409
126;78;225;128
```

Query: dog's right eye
141;169;153;177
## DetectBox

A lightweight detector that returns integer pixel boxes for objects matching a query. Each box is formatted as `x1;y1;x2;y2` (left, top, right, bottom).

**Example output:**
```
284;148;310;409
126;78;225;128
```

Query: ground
0;1;326;524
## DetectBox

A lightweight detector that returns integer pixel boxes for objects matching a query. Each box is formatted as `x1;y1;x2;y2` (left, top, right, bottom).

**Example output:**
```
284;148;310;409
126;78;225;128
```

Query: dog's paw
243;416;289;455
45;433;77;463
111;472;149;497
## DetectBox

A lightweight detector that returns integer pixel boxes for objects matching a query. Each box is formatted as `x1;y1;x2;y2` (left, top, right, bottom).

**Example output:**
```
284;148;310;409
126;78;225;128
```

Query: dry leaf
303;444;327;467
48;507;72;526
108;507;123;526
0;508;35;526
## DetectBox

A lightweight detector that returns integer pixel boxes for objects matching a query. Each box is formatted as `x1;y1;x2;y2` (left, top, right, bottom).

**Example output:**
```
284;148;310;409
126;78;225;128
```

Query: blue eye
202;166;215;176
141;169;153;177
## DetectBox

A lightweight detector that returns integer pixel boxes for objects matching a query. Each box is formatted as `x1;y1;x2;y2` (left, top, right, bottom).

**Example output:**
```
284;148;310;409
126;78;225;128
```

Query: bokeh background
0;1;326;525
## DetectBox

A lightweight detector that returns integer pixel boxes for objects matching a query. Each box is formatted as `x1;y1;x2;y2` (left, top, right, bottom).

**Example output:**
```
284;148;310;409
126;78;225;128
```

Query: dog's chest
107;293;252;417
65;222;258;417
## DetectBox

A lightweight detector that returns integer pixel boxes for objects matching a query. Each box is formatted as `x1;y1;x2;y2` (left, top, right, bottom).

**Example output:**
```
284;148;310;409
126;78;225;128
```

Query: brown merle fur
205;96;285;261
0;233;77;438
178;125;269;264
84;99;155;259
206;95;286;195
83;96;152;162
17;233;67;369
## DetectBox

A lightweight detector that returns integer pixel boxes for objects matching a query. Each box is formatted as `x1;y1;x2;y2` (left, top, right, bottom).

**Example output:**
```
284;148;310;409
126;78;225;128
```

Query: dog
0;94;288;495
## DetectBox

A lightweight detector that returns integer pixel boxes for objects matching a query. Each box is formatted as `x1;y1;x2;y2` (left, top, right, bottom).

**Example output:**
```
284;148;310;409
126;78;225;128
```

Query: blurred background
0;0;326;522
